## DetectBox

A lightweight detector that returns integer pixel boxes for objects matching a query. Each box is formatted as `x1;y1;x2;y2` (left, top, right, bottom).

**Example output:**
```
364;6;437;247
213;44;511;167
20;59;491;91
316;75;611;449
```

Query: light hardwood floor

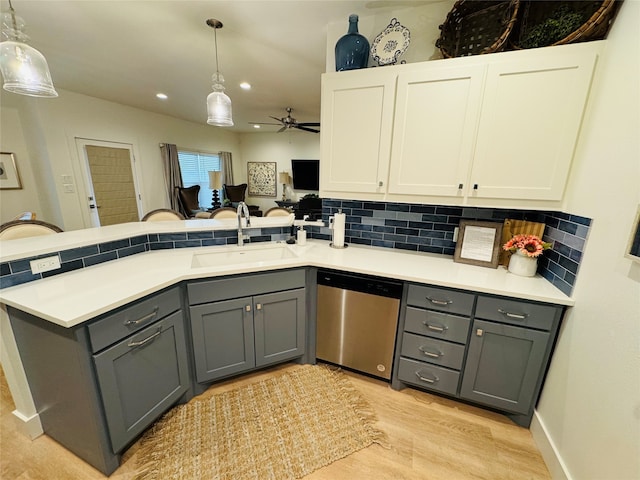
0;363;551;479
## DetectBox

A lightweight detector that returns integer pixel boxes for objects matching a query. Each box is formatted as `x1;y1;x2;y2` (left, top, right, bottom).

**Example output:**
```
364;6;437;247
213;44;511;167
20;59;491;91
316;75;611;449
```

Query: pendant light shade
0;4;57;98
206;19;233;127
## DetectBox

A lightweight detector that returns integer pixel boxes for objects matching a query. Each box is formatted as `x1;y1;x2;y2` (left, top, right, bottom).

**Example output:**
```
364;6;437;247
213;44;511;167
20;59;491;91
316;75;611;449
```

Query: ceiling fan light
0;9;57;98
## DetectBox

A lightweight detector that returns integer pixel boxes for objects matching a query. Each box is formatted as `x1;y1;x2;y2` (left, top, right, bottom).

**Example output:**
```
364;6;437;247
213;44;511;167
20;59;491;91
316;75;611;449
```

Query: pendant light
206;18;233;127
0;0;57;97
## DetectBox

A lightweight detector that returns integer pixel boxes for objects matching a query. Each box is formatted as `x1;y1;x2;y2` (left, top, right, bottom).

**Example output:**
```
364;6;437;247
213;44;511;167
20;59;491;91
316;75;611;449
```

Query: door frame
74;138;143;228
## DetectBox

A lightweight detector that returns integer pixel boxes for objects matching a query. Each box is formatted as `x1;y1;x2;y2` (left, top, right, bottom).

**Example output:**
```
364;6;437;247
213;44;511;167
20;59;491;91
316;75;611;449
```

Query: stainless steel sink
191;244;298;268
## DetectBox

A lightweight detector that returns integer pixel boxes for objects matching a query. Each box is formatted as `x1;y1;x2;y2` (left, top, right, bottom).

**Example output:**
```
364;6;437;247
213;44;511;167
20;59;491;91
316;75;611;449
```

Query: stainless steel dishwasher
316;270;402;380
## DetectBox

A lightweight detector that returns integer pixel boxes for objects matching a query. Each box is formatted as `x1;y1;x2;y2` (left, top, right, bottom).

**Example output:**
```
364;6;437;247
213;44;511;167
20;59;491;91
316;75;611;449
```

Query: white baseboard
12;409;43;439
530;410;571;480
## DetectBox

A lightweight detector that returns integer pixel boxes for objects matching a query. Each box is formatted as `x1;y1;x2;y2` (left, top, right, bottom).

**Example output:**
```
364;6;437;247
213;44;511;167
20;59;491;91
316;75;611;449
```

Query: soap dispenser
296;225;307;245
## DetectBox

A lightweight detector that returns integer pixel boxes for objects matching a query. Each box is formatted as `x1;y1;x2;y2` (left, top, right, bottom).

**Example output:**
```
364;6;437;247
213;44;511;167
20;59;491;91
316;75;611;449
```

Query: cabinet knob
473;184;478;190
458;183;463;189
378;181;383;187
245;305;251;312
476;329;484;336
256;303;262;310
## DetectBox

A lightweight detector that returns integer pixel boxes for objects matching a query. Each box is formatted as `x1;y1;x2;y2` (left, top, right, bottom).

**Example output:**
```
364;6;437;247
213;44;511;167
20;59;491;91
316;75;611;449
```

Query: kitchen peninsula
0;219;572;474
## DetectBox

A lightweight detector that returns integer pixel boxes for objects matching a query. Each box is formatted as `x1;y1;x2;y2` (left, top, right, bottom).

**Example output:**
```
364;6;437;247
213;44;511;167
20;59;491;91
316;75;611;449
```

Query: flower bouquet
503;234;552;257
503;234;551;277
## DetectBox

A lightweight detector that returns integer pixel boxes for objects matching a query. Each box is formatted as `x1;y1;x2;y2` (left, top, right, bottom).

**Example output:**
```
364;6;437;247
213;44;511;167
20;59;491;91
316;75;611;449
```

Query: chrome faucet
236;201;251;246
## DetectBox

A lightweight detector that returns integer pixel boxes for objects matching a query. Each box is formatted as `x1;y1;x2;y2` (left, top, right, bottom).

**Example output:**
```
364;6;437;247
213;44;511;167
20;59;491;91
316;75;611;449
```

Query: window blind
177;150;221;209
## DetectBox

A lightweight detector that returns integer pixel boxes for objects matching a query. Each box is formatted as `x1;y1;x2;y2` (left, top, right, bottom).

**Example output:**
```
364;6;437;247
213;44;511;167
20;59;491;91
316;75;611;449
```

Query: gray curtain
220;151;234;185
160;143;182;211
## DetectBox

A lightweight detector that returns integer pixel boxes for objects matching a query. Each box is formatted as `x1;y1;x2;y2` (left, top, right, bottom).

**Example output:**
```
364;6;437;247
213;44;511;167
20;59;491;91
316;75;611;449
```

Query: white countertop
0;234;574;328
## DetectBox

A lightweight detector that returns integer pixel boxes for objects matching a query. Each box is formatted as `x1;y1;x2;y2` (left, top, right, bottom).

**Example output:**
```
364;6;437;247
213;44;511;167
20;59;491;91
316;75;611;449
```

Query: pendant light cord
8;0;18;35
213;26;220;75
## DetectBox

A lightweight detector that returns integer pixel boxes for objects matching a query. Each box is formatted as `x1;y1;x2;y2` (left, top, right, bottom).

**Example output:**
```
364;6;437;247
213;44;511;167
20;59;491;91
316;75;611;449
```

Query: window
177;150;221;209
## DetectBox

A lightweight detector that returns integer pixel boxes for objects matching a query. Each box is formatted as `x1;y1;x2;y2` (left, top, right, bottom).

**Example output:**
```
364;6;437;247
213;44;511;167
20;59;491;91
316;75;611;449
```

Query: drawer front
401;332;465;370
406;284;474;316
404;307;470;344
397;357;460;396
188;269;305;305
88;287;181;353
475;296;562;331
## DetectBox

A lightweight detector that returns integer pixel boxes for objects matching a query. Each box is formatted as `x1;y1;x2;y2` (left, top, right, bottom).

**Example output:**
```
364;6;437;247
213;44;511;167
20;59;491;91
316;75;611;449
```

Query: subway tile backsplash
0;201;591;297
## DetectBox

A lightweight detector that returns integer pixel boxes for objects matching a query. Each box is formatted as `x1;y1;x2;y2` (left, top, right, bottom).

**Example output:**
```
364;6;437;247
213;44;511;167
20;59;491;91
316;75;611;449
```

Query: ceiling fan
249;107;320;133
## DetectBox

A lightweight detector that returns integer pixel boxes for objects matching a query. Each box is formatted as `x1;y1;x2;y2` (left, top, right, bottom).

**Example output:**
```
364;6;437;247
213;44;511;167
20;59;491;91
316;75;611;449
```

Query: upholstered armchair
175;185;204;218
223;184;263;217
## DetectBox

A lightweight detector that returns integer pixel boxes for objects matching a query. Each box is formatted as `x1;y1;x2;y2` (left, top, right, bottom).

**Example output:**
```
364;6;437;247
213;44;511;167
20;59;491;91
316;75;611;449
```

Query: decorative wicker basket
436;0;521;58
512;0;623;49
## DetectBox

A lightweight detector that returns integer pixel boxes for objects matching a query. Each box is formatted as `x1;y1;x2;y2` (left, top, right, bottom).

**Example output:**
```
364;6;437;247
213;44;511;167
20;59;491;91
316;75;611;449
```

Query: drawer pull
498;309;528;320
423;321;447;332
426;297;452;306
127;328;162;348
123;307;158;326
415;371;439;384
419;346;443;358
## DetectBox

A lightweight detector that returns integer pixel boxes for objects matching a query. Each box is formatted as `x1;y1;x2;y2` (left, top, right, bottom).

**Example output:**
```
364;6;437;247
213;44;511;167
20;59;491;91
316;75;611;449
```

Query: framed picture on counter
0;152;22;190
454;220;503;268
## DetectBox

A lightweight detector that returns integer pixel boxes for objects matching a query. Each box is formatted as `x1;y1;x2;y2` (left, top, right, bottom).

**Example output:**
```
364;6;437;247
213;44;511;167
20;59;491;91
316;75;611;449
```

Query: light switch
63;183;75;193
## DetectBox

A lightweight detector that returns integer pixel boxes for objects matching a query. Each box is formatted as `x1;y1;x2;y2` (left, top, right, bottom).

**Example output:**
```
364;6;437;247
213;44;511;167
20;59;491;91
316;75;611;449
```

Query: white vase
508;250;538;277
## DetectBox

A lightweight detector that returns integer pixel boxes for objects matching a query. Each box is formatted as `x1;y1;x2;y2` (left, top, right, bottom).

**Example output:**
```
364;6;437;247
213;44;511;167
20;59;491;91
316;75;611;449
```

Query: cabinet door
320;70;396;194
388;65;484;197
93;311;189;453
189;297;255;383
254;288;306;368
460;319;550;415
470;48;597;200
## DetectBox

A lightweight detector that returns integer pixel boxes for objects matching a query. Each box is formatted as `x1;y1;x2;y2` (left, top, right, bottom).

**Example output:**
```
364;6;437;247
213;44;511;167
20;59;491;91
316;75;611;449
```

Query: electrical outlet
453;227;459;242
30;255;61;274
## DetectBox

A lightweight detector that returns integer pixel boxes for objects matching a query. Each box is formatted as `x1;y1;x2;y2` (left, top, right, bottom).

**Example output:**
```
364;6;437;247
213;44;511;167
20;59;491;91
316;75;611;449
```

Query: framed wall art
247;162;277;197
454;220;503;268
0;152;22;190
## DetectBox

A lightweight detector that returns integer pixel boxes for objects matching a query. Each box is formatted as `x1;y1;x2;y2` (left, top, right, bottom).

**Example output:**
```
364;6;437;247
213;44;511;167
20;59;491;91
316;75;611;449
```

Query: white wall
0;88;241;230
238;131;320;213
533;2;640;479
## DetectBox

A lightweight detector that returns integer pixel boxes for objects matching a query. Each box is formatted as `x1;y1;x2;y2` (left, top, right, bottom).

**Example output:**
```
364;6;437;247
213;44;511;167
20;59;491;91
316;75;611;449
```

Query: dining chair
264;207;292;217
209;207;237;219
141;209;185;221
0;219;63;240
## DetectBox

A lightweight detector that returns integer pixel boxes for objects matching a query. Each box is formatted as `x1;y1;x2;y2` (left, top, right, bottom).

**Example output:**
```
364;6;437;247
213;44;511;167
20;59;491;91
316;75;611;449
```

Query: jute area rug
133;364;387;480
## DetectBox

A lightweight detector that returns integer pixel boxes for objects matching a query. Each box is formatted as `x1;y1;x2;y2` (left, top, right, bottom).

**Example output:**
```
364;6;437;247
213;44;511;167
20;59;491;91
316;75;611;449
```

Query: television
291;159;319;191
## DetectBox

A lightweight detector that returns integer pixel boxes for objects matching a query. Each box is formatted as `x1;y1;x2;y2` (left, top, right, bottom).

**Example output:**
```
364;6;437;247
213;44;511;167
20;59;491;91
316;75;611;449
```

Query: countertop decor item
503;233;552;277
454;220;503;268
511;0;622;50
371;18;410;66
133;365;386;479
335;14;370;71
436;0;520;58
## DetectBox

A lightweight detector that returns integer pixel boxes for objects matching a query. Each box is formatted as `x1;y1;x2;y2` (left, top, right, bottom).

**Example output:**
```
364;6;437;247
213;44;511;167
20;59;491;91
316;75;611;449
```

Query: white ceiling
4;0;448;133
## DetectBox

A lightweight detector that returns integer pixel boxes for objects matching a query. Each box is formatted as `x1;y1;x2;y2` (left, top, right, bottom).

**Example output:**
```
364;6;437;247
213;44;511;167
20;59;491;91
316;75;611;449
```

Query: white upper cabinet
470;49;598;201
320;42;601;208
388;65;485;197
320;70;396;195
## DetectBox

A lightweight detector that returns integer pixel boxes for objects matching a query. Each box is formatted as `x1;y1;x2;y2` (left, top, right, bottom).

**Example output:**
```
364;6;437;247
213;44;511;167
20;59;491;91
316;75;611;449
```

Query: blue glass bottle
335;14;370;71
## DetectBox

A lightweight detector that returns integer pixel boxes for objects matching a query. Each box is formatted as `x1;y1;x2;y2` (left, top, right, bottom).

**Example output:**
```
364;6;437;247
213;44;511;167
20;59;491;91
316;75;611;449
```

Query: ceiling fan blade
277;126;287;133
294;125;320;133
269;116;284;123
296;122;320;127
248;122;282;126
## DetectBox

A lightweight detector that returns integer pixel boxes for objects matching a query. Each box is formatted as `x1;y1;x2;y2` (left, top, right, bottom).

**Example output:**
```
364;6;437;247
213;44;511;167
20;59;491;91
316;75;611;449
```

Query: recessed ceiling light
253;124;261;129
156;93;168;100
240;82;251;90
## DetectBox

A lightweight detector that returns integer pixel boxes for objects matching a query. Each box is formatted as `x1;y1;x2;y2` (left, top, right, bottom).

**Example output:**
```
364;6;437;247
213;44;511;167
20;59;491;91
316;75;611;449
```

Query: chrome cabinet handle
124;307;158;326
127;328;162;348
245;305;251;312
422;321;447;332
415;371;439;384
419;346;443;358
498;309;528;320
426;296;452;306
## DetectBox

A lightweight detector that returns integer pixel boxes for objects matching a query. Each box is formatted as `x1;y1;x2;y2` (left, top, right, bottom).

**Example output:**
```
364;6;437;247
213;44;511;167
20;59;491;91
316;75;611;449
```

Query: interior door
76;139;142;227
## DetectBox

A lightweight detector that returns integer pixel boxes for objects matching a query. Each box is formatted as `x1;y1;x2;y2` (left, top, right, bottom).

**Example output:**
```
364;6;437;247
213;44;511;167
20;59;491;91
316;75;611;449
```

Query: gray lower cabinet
7;286;191;476
393;284;564;427
188;269;306;384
